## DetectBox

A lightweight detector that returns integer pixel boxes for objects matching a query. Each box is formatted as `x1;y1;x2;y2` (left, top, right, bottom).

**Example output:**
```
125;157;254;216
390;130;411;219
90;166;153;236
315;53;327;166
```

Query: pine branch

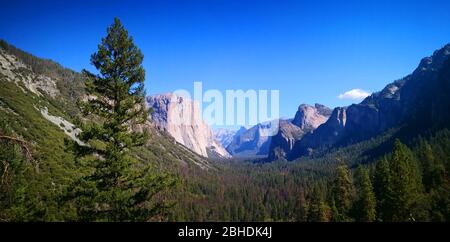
0;135;39;172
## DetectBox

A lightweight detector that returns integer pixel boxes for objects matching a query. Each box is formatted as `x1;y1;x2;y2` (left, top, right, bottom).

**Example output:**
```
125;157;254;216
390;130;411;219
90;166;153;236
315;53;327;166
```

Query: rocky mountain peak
267;103;332;161
292;103;332;130
415;43;450;73
225;122;273;158
146;93;231;159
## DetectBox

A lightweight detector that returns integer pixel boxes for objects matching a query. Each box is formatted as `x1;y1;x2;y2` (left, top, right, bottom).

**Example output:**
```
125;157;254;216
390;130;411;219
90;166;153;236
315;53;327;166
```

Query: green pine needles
67;18;175;221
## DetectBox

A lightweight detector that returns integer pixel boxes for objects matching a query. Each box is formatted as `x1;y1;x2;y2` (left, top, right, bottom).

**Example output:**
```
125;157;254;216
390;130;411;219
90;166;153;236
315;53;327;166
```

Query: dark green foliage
352;166;376;221
374;157;393;221
2;64;450;222
417;140;445;191
169;132;450;222
0;79;79;221
372;140;426;222
0;48;193;221
67;18;175;221
414;134;450;221
1;39;450;222
388;140;425;221
331;165;354;221
294;190;308;221
0;120;34;220
307;185;331;222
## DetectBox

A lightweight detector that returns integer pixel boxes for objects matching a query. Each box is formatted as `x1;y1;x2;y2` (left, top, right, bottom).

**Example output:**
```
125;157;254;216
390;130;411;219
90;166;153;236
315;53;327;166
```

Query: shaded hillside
287;44;450;160
0;41;216;220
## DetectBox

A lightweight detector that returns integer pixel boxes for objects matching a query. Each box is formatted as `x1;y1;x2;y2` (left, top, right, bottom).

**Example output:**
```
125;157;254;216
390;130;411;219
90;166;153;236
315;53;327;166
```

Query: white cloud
338;88;371;100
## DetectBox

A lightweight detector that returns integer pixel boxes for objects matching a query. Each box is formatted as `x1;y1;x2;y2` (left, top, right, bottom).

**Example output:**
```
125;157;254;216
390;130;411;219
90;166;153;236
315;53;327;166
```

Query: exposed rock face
0;48;82;144
40;107;84;146
268;104;332;160
292;104;332;129
287;43;450;160
225;103;332;160
0;49;59;97
267;119;304;160
214;128;237;148
146;93;231;159
226;123;273;158
287;107;347;159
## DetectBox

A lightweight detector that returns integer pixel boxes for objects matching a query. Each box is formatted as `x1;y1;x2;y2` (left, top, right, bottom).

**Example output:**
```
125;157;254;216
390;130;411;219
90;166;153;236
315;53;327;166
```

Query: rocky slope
0;40;215;169
287;43;450;160
214;128;237;148
0;48;59;98
0;47;83;146
146;93;231;159
226;122;275;158
268;104;332;160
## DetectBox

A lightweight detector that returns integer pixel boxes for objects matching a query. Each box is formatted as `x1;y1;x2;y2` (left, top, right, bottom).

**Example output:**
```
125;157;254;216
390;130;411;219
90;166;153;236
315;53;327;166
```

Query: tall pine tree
353;166;376;222
294;189;308;222
388;139;424;221
331;165;354;221
68;18;174;221
307;186;330;222
374;156;393;221
417;140;445;191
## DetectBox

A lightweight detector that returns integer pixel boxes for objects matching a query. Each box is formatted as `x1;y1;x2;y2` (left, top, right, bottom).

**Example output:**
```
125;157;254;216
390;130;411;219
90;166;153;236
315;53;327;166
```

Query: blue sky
1;0;450;127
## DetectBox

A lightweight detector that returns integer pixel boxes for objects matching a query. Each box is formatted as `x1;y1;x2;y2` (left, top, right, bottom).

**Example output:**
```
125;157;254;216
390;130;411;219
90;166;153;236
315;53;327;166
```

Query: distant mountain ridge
221;103;331;159
286;43;450;160
268;103;332;160
225;122;274;158
214;128;237;148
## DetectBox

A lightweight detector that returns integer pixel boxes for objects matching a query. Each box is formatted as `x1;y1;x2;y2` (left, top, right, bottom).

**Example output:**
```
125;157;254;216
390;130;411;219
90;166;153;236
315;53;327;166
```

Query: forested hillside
1;20;450;221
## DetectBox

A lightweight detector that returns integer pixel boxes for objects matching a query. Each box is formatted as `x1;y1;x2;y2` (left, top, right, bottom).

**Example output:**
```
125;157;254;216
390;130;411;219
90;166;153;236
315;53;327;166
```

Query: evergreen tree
374;156;393;221
353;166;376;222
389;139;424;221
417;140;445;191
417;135;450;221
68;18;174;221
294;189;308;221
307;187;330;222
330;199;339;222
331;165;354;221
0;120;42;221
